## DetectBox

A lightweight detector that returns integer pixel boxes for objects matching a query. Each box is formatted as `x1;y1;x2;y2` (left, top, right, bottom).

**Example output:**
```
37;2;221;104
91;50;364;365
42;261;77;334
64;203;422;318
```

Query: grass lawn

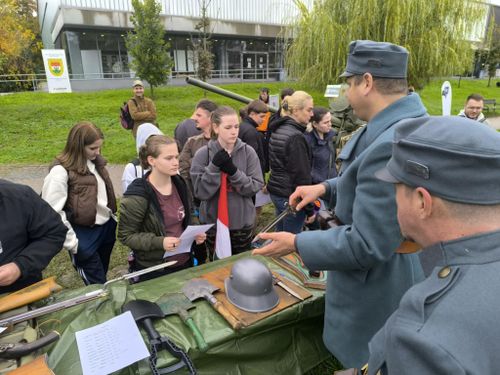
3;77;499;374
0;82;327;164
418;77;499;116
0;78;497;165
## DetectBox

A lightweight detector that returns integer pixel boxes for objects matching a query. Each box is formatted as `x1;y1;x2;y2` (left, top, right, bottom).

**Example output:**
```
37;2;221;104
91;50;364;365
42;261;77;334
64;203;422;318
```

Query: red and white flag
215;172;231;259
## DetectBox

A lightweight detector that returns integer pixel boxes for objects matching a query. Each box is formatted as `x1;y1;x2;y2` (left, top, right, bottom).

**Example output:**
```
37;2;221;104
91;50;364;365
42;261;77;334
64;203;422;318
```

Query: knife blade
273;275;304;301
251;204;296;248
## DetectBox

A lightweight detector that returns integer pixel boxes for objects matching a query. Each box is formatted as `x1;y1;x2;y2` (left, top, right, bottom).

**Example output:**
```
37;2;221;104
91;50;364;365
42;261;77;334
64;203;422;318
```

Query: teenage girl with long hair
42;121;117;285
118;135;207;282
190;106;264;257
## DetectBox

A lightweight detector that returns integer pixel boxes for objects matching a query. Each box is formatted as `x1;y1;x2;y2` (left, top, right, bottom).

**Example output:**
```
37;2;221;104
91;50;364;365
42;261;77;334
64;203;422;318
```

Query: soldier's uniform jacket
296;93;426;368
368;230;500;374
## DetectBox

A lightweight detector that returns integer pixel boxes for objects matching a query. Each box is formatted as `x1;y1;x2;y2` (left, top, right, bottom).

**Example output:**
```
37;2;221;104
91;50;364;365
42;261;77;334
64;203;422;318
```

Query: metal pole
240;52;243;82
185;76;278;113
254;52;257;80
266;52;269;80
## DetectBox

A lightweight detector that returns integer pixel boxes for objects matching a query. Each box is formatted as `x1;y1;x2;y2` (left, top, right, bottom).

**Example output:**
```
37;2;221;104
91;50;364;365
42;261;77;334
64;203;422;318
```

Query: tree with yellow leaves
0;0;42;90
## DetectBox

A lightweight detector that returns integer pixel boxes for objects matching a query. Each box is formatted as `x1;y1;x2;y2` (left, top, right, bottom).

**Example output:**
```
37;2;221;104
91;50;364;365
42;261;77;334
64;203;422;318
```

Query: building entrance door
241;52;268;80
81;50;103;79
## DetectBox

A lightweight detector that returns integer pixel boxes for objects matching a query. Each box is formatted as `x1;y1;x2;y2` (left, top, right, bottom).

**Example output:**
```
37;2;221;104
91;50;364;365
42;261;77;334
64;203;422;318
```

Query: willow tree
285;0;487;89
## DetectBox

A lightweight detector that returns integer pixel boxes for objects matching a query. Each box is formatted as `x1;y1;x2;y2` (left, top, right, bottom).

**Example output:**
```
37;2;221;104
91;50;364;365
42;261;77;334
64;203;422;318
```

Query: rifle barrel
185;77;279;113
0;289;108;328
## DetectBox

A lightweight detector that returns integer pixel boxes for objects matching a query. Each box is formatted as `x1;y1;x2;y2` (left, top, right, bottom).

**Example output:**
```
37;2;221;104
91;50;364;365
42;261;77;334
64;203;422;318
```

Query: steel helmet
225;258;279;313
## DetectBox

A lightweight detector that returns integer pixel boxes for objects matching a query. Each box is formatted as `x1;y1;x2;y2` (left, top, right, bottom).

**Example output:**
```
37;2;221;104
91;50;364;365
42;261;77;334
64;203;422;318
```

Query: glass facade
61;28;284;80
62;30;132;78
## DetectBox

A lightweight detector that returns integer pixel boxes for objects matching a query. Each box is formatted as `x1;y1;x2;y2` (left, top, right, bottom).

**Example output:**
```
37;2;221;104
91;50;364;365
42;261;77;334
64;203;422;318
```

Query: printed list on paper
75;311;149;375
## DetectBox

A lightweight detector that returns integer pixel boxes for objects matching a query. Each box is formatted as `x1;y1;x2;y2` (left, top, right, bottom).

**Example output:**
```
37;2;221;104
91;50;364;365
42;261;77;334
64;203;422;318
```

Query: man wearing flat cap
366;116;500;374
128;79;158;138
254;40;427;367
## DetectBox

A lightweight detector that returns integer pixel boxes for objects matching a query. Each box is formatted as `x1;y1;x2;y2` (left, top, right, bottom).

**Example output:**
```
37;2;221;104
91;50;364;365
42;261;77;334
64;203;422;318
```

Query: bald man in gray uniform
367;116;500;374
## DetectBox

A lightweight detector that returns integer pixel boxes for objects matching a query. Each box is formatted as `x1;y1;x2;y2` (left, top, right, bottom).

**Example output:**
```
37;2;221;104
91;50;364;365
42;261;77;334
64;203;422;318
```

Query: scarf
215;172;231;258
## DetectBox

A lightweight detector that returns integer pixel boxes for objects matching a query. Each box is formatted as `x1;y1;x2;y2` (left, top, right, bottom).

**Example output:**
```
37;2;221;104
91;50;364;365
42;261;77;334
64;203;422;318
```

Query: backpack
131;158;143;178
120;98;137;130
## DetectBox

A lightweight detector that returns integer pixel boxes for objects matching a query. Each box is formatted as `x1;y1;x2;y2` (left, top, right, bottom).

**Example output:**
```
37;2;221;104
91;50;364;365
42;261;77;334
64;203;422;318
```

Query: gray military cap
340;40;408;78
376;116;500;204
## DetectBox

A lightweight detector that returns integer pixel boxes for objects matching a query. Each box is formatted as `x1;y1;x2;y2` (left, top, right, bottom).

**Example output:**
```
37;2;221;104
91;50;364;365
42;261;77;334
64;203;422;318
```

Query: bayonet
0;261;178;329
272;275;304;301
252;204;296;248
104;260;177;285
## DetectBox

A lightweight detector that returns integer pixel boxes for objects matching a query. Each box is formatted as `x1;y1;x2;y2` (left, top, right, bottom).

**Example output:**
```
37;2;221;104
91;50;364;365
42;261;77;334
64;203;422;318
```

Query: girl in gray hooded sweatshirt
190;106;264;258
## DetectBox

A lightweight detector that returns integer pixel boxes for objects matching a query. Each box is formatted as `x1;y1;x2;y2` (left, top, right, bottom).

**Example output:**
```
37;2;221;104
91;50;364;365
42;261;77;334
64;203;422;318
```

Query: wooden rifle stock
0;262;180;329
6;354;54;375
0;277;62;314
0;262;177;317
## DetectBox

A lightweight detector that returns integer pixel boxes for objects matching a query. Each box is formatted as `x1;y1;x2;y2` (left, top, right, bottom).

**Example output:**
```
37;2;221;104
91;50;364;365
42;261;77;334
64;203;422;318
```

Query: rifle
0;289;108;328
0;260;178;329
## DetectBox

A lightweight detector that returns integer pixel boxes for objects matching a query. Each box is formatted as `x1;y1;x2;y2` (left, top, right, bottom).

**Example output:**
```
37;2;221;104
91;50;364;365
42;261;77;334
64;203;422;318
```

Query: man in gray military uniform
367;116;500;374
253;40;426;368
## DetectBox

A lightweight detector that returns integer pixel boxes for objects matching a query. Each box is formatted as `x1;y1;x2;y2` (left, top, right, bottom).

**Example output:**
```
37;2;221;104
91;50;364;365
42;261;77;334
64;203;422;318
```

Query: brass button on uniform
438;267;451;278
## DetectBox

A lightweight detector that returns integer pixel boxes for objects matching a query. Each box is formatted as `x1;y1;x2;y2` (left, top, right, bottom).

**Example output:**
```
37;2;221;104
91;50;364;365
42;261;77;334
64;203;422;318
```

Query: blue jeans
270;194;305;234
70;218;116;285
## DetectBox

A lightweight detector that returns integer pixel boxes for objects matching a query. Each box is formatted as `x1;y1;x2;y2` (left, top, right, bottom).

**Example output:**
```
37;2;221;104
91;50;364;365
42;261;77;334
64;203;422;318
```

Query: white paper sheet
164;224;214;258
76;311;149;375
255;190;272;207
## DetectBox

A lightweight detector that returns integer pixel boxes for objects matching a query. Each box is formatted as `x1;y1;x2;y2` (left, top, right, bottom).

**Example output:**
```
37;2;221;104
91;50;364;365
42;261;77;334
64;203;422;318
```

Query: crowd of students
33;81;337;287
3;39;500;374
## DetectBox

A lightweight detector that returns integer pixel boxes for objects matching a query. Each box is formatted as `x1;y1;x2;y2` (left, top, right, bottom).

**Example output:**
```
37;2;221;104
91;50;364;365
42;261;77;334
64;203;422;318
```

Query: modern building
37;0;311;88
37;0;498;90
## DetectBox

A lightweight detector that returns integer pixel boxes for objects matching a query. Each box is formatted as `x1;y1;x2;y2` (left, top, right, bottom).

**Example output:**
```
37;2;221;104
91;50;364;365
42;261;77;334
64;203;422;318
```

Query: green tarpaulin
37;253;329;374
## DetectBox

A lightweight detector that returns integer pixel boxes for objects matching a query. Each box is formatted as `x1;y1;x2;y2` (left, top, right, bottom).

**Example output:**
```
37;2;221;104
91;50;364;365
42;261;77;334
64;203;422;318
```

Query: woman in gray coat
190;106;264;258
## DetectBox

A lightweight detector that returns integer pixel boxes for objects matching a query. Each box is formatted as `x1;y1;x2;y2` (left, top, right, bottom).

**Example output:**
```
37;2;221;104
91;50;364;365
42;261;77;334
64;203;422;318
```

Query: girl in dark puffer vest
42;121;117;285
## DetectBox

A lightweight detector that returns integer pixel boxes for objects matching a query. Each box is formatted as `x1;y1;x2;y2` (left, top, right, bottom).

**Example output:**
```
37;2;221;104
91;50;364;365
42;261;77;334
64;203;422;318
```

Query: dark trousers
205;226;254;261
270;194;306;234
70;218;117;285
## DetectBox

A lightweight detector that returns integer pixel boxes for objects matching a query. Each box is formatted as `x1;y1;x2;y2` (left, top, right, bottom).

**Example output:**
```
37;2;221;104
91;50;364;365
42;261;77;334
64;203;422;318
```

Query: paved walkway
1;116;499;194
0;164;126;196
488;116;500;130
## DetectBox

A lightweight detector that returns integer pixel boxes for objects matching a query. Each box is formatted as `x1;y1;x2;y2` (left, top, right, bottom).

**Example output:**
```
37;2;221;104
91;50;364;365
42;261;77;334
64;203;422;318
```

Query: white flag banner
41;49;72;93
441;81;452;116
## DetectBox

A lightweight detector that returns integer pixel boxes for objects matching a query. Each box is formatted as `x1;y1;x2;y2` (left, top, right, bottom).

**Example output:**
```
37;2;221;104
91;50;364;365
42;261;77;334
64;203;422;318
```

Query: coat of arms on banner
48;58;64;76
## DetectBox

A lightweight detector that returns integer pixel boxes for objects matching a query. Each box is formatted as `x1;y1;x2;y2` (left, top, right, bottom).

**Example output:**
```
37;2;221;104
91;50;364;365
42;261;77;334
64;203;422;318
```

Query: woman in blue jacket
304;107;337;184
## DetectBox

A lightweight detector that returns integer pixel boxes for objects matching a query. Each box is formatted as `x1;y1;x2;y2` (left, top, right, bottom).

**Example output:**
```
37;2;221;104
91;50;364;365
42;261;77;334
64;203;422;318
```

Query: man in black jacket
0;179;67;293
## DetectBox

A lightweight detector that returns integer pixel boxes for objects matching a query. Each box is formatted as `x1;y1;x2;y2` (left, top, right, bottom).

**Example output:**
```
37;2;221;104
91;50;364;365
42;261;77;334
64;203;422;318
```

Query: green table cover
38;253;329;374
